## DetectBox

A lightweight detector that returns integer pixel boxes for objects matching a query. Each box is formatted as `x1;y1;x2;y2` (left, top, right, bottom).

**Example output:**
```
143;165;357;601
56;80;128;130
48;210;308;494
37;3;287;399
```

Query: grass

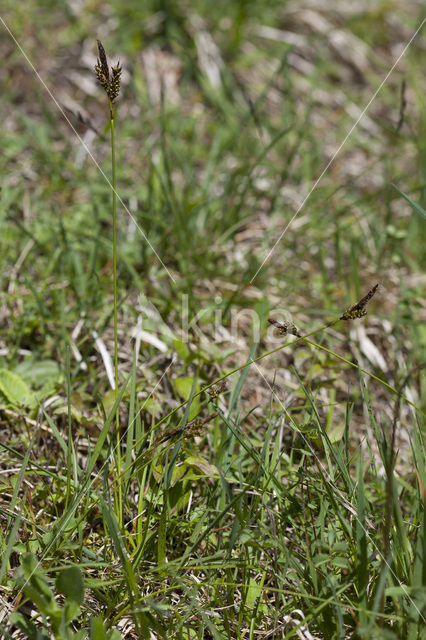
0;1;425;638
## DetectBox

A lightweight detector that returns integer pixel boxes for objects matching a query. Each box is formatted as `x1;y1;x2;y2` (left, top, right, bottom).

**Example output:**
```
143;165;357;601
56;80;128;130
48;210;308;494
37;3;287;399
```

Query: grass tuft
0;3;425;639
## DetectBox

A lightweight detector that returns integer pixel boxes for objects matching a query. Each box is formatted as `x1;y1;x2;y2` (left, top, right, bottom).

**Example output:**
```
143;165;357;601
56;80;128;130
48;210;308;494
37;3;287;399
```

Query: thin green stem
110;101;122;523
110;109;119;394
65;346;72;511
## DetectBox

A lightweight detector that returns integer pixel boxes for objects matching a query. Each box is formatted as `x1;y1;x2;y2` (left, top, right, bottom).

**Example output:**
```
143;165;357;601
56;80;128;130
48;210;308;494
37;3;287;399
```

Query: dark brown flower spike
151;411;219;447
96;40;109;82
208;381;227;400
340;283;379;321
95;40;122;106
185;411;219;438
268;318;302;337
109;63;122;102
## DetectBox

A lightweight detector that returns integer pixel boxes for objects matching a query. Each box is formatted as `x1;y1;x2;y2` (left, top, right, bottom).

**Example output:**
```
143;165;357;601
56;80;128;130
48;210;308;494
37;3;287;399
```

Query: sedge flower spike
340;283;379;321
95;40;122;107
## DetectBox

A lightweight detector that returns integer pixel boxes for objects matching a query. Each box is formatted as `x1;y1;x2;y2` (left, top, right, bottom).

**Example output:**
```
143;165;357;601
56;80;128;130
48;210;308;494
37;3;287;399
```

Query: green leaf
56;566;85;605
175;377;200;420
167;464;187;487
184;456;219;478
393;184;426;221
332;556;350;569
90;617;107;640
327;423;345;443
101;389;118;417
173;338;191;363
157;504;167;566
16;553;59;618
9;611;50;639
153;463;187;486
15;359;61;389
246;570;266;609
0;369;37;409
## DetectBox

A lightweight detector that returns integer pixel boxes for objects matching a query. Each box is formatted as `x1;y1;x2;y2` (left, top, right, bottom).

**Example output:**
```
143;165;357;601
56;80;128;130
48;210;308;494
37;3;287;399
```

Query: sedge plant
94;40;123;520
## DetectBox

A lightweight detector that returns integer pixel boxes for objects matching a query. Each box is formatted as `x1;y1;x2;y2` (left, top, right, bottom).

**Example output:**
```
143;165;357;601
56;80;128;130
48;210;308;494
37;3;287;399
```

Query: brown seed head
268;318;302;337
108;63;122;102
95;40;121;104
340;284;379;321
96;40;109;82
208;381;227;400
95;62;109;93
185;411;219;438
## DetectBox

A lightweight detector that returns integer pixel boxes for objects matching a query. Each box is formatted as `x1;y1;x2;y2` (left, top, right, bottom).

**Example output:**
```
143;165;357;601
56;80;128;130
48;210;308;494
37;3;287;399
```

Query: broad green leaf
9;612;48;640
328;423;345;443
246;570;266;609
175;377;200;420
153;463;187;486
101;389;118;417
56;566;85;605
184;456;219;478
15;358;61;389
0;369;37;409
17;553;59;617
90;617;107;640
173;338;191;363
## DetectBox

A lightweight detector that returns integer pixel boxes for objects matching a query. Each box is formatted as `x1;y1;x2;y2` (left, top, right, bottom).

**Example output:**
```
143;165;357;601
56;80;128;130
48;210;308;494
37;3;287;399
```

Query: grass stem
110;102;123;524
